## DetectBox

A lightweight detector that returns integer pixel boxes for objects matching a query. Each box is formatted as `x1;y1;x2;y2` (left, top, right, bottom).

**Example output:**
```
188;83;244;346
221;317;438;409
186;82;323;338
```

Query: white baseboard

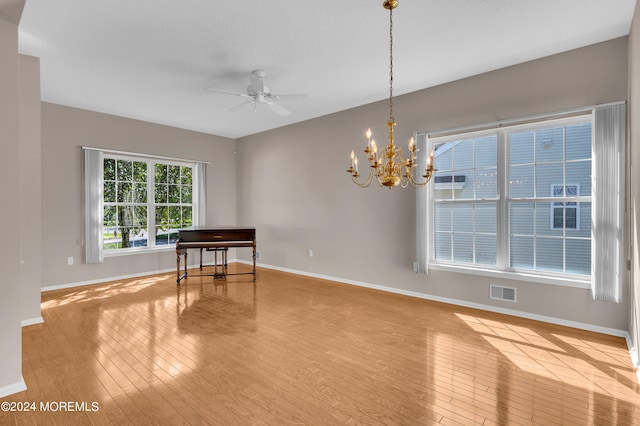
41;267;179;292
239;260;628;336
41;259;234;293
0;377;26;398
21;317;44;327
626;333;640;379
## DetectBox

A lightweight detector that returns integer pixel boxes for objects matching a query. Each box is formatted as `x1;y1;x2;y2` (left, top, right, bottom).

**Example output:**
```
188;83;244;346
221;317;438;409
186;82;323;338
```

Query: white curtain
592;103;626;302
84;148;104;264
193;162;207;227
415;132;429;275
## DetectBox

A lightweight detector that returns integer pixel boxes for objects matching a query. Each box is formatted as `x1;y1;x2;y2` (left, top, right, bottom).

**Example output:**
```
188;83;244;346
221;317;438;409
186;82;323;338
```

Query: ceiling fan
206;70;308;116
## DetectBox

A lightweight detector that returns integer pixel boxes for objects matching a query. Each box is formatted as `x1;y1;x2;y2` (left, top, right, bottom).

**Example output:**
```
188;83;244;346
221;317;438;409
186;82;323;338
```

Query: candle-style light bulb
408;137;414;151
366;128;372;139
354;156;359;173
371;139;377;153
351;150;355;168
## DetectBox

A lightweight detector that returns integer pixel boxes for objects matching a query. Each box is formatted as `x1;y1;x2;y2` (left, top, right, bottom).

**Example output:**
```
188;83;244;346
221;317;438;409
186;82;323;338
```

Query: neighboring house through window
419;103;625;301
551;184;580;231
428;115;593;279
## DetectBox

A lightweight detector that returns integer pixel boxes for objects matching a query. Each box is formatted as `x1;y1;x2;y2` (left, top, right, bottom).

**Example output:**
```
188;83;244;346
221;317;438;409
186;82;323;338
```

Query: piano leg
176;249;188;285
214;249;219;278
176;251;181;285
252;243;257;281
184;251;188;278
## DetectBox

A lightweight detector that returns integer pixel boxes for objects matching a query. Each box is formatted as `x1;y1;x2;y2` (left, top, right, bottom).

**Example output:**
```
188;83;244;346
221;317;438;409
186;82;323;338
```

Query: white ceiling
18;0;637;139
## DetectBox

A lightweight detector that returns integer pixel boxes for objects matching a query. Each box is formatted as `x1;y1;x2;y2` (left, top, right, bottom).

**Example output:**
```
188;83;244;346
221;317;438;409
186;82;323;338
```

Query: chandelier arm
408;177;430;188
409;181;428;189
350;166;378;188
408;166;436;187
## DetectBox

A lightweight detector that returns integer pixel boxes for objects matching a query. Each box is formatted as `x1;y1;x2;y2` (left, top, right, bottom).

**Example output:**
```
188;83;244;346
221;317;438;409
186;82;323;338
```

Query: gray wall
0;0;25;397
628;2;640;371
20;54;42;325
236;37;629;332
41;103;237;287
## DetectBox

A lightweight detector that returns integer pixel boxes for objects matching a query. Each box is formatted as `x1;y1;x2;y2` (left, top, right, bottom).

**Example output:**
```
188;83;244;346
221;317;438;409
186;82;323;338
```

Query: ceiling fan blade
264;99;291;116
230;99;254;112
205;88;250;98
272;94;309;102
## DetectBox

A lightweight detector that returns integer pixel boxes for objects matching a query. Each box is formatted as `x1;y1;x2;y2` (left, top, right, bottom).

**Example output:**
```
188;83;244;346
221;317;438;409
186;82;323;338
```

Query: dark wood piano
176;226;256;285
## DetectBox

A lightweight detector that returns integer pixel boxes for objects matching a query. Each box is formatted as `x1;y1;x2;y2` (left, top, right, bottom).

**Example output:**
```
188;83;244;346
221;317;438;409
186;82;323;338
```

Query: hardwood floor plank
1;264;638;424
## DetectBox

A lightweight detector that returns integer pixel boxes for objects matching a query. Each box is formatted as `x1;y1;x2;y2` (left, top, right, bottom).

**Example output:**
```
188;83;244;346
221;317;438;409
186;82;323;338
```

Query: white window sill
104;246;175;258
427;262;591;289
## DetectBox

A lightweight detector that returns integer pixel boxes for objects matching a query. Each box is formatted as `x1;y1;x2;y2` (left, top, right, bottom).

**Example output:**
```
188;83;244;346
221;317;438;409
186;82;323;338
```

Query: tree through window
103;155;193;251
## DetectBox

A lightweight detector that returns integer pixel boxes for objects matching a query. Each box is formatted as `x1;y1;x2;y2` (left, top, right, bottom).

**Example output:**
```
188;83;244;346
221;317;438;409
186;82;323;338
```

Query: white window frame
427;115;593;287
84;146;206;263
103;154;197;255
550;183;580;231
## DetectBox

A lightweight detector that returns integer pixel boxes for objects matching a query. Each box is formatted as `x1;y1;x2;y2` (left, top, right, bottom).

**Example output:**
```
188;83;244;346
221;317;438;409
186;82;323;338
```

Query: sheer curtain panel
592;103;626;302
193;162;207;227
84;148;104;264
415;132;429;275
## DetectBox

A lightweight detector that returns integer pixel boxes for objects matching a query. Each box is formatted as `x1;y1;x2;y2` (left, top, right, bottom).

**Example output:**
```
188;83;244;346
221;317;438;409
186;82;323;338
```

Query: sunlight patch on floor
455;312;640;405
41;275;172;309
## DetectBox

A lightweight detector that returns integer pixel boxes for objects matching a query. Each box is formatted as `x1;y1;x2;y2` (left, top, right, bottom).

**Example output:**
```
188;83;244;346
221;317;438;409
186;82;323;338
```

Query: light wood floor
2;264;639;425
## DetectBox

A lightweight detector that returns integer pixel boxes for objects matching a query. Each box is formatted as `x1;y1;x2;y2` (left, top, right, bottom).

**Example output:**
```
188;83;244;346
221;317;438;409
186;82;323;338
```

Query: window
419;103;625;299
84;147;206;263
429;116;593;279
432;134;498;266
103;155;194;252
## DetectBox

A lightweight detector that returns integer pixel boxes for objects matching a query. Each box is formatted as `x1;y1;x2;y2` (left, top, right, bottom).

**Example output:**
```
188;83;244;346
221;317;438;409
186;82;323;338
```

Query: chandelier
347;0;435;188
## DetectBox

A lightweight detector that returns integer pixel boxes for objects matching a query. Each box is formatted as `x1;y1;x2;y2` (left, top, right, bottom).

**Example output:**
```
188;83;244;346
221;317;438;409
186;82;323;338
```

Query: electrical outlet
67;257;74;266
255;251;261;260
308;249;313;258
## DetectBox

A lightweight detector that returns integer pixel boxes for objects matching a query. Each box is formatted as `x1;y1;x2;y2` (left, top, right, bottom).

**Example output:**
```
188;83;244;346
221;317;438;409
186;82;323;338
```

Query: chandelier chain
389;5;394;121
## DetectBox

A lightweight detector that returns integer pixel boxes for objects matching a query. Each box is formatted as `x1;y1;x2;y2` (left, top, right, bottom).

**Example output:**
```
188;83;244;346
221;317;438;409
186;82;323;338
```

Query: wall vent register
490;284;517;302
